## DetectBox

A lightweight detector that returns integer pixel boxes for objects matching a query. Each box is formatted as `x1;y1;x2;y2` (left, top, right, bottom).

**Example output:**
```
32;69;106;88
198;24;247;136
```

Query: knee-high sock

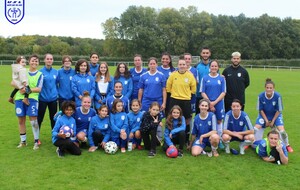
254;127;264;141
217;123;223;136
30;120;40;141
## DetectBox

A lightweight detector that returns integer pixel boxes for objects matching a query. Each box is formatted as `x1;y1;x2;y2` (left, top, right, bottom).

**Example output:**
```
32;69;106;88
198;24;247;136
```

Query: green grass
0;65;299;189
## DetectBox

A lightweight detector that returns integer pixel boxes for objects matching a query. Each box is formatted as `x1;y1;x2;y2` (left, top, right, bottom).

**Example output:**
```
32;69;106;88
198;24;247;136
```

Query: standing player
113;63;133;100
130;54;147;100
38;53;58;131
254;78;293;152
200;60;226;137
72;59;95;107
194;47;212;114
89;52;100;77
57;55;76;109
106;81;130;113
222;99;255;155
138;57;167;112
166;56;196;145
189;99;220;157
222;51;250;112
14;54;43;150
255;130;288;165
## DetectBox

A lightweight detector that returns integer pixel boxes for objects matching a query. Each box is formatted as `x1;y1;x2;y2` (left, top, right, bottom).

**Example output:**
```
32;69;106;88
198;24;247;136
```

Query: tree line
1;5;300;61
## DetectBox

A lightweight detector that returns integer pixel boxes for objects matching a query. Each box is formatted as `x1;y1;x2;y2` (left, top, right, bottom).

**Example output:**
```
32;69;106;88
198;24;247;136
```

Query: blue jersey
130;67;147;100
39;66;58;102
52;114;76;143
256;138;288;158
256;91;283;120
113;76;133;100
192;112;217;143
89;63;99;77
195;60;211;97
71;73;95;106
57;67;76;100
188;66;198;82
200;73;226;101
88;115;110;146
73;107;96;133
223;110;254;132
157;66;175;80
105;95;130;113
164;116;186;146
109;112;128;138
127;111;145;133
139;71;166;100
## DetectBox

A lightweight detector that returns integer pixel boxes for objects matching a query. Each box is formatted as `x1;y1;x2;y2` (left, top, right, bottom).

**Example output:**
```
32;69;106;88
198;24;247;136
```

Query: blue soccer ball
59;125;73;138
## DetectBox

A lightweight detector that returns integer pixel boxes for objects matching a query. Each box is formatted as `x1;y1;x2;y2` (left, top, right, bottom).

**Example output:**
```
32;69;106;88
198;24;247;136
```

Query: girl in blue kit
189;99;220;157
72;59;95;107
254;78;293;152
94;62;114;109
57;55;76;109
73;91;96;147
113;62;133;100
127;99;144;150
106;81;130;113
110;99;129;153
163;105;186;157
89;52;100;77
88;105;111;152
52;101;81;157
200;60;226;136
130;54;147;100
138;57;167;112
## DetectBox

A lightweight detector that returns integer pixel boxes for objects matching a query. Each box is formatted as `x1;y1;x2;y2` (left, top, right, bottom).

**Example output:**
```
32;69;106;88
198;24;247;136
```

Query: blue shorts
192;138;211;149
141;98;162;112
15;99;39;117
110;137;127;148
213;101;225;121
255;114;284;128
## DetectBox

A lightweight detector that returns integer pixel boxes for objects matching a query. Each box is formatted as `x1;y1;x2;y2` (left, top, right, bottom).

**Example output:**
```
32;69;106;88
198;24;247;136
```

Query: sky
1;0;300;39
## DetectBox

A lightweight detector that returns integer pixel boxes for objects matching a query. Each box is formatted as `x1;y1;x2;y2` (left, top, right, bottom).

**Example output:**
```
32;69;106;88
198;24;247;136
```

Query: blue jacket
88;115;111;146
71;73;95;106
113;76;133;100
127;111;144;133
39;66;58;102
109;112;128;138
52;114;77;143
164;116;186;146
89;63;99;77
57;67;76;100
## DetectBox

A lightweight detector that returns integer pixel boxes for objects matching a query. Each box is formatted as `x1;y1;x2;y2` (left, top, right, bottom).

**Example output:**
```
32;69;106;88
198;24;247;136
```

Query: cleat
17;142;27;148
33;143;39;150
225;144;230;154
230;148;239;155
137;145;143;150
56;147;64;157
37;139;41;145
286;145;294;153
218;141;225;149
177;150;183;158
148;151;156;157
239;143;245;155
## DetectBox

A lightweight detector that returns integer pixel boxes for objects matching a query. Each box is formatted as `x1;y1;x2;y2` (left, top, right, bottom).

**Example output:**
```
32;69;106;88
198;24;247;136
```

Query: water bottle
128;141;133;151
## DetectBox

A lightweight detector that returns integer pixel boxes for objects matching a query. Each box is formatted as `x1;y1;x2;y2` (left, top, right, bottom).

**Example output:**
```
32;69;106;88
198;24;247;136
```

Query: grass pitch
0;65;299;189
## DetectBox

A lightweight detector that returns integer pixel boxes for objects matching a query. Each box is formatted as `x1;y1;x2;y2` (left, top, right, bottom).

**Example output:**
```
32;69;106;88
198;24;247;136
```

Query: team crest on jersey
208;121;211;125
168;72;171;76
259;118;264;124
88;117;91;121
124;80;128;85
70;76;72;80
239;121;244;126
272;101;276;106
185;78;188;83
5;0;25;24
207;80;210;83
137;118;141;122
237;73;241;77
87;79;90;83
155;77;159;82
218;80;221;85
53;75;56;79
121;115;125;120
104;124;108;128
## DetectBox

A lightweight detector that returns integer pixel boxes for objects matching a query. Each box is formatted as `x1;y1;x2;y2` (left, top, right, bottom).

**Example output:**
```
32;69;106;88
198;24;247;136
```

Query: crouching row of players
53;98;289;164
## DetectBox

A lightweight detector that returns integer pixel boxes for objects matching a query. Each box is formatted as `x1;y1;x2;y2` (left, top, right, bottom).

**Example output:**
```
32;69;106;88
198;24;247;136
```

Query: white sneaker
225;144;230;154
33;143;39;150
239;143;245;155
17;142;27;148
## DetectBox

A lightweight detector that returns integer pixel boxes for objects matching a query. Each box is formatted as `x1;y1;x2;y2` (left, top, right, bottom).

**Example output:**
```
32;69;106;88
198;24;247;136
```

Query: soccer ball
166;146;178;158
104;141;118;154
59;125;73;138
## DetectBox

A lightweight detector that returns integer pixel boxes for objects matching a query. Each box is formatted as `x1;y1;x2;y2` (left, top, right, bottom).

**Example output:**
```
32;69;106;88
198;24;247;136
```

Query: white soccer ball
104;141;118;154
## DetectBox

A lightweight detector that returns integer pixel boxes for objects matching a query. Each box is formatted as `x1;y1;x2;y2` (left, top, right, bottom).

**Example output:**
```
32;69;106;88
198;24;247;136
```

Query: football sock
217;123;223;136
30;120;40;141
20;133;26;142
279;130;289;145
211;145;218;151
